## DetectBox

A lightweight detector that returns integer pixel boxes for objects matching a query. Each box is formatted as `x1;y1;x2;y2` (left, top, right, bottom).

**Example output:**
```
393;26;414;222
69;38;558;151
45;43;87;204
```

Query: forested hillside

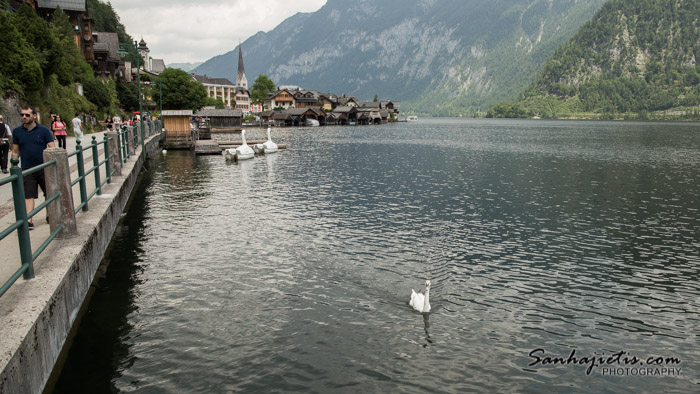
490;0;700;119
0;1;136;128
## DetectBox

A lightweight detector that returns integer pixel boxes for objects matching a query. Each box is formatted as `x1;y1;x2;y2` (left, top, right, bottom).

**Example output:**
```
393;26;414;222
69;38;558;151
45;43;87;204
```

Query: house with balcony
266;89;296;110
192;74;237;109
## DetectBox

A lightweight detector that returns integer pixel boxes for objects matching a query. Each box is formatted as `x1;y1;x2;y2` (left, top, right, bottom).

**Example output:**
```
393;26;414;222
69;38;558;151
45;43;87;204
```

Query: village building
195;108;243;130
294;90;320;109
137;38;165;75
332;106;358;125
266;89;296;110
193;74;237;109
338;96;360;107
318;94;338;111
92;32;121;80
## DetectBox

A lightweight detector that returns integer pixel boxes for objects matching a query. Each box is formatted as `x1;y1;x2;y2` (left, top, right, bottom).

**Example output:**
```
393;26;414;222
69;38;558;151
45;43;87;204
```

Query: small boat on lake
224;129;255;161
407;115;418;122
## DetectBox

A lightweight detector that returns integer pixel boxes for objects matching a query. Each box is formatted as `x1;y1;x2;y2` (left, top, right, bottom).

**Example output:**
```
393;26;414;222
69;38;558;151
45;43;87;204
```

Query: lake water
53;119;699;393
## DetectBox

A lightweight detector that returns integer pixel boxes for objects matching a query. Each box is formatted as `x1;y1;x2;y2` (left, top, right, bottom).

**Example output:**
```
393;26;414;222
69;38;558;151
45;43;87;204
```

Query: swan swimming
409;280;431;313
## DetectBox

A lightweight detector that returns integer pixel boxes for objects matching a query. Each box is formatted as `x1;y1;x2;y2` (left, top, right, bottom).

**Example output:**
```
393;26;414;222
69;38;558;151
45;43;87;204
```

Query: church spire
236;43;248;89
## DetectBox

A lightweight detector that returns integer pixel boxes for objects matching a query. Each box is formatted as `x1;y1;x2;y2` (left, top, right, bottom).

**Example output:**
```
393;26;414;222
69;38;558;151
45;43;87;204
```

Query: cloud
111;0;326;64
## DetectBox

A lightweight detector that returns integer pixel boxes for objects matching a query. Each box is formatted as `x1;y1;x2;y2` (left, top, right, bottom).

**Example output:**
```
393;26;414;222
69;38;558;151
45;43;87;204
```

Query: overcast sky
111;0;327;65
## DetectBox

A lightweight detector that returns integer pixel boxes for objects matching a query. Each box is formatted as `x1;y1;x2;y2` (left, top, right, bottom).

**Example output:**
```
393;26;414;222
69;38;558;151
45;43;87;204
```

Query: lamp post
118;41;145;159
154;79;163;116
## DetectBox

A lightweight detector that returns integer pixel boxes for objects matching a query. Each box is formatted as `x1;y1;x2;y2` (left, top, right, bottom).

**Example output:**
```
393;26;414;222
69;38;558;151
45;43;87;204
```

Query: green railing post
76;140;88;211
9;159;34;279
91;136;102;195
134;123;139;147
122;125;129;160
104;133;111;183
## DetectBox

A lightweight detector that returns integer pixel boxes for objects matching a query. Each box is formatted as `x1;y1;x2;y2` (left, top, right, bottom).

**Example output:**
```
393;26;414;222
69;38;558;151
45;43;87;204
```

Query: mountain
493;0;700;119
167;62;203;72
192;0;606;115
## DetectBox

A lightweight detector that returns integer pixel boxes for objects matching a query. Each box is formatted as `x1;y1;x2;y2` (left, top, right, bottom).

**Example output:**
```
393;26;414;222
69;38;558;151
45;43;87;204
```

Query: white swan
262;127;278;153
227;129;254;161
409;280;431;313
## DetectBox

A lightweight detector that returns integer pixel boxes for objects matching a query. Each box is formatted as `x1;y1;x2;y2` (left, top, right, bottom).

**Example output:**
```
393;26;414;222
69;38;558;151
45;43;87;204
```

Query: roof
259;111;274;117
192;74;235;87
93;32;120;61
162;110;193;116
151;59;166;73
333;106;357;114
37;0;85;12
287;108;312;116
359;102;380;108
195;108;243;117
237;45;245;76
273;112;291;120
338;96;359;105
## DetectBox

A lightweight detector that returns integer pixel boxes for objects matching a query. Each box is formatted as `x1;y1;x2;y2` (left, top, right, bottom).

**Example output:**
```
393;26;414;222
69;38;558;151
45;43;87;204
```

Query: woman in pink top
52;115;68;149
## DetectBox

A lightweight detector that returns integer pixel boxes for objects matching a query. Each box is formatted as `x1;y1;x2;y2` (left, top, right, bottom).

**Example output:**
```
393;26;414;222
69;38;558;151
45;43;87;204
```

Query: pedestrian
52;115;68;149
11;106;55;230
71;112;83;141
105;114;113;131
0;115;12;174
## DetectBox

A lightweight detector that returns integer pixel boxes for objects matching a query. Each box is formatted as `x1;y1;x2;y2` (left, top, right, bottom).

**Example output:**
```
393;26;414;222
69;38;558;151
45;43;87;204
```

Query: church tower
236;44;248;89
137;38;151;72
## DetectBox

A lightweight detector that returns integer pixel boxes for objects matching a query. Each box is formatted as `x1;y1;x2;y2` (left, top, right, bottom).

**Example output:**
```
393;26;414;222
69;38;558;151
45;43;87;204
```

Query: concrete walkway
0;130;109;286
0;129;162;394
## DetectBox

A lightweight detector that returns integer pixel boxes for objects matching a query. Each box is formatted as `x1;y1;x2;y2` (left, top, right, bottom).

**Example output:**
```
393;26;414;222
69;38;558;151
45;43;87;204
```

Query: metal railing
0;120;161;297
0;159;64;297
68;135;116;214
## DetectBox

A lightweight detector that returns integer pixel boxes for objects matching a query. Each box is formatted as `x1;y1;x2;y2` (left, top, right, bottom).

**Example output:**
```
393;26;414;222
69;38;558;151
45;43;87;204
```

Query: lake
53;118;699;393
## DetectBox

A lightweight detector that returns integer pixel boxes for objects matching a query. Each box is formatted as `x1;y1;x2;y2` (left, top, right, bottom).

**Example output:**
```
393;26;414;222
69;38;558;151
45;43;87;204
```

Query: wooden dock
193;140;287;155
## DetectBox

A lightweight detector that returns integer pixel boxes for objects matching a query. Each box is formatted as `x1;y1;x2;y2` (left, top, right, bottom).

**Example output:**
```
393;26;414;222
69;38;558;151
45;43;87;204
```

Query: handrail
0;159;62;297
0;124;162;297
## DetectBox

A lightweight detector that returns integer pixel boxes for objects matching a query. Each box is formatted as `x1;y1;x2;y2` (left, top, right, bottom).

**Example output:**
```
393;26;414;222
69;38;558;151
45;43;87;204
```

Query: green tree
0;12;43;92
250;74;275;104
153;69;207;110
83;78;112;110
373;95;378;102
204;97;226;109
117;81;139;112
13;4;64;82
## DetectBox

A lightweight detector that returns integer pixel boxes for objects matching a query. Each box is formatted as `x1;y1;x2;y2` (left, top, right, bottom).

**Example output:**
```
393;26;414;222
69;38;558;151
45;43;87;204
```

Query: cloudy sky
111;0;327;65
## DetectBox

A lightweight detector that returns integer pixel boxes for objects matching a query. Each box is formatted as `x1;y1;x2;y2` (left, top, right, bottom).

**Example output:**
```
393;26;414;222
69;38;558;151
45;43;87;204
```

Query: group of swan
224;128;277;161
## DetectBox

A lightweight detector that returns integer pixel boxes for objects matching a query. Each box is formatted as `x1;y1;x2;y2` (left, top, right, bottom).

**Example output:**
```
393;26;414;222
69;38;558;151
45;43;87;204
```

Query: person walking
105;114;114;131
0;115;12;174
71;112;83;141
52;115;68;149
12;106;55;230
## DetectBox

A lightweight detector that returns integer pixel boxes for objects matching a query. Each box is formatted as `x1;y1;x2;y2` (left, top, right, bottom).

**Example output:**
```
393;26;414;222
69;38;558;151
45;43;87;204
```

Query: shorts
23;170;46;199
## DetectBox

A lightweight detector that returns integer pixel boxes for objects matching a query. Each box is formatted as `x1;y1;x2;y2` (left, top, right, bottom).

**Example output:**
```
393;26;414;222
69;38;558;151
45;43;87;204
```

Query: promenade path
0;125;161;394
0;130;109;286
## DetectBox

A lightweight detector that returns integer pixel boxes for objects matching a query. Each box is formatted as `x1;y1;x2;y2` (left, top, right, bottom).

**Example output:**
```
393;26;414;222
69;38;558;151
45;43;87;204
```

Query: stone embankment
0;130;162;394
